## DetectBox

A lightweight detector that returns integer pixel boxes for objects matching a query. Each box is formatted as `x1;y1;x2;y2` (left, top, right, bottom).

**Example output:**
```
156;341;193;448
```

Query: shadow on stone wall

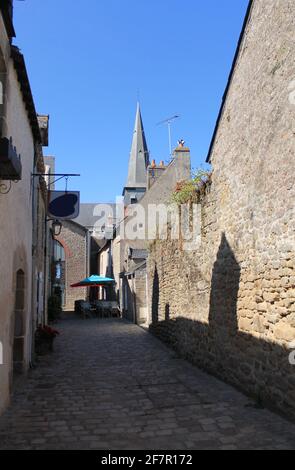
152;265;160;325
208;233;240;335
165;303;170;321
150;233;295;419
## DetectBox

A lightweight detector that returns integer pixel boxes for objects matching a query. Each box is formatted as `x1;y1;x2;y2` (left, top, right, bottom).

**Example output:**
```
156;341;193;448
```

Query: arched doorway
13;269;25;375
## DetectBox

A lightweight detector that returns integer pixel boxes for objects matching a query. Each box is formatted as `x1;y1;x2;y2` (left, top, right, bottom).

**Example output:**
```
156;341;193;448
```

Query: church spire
125;103;149;190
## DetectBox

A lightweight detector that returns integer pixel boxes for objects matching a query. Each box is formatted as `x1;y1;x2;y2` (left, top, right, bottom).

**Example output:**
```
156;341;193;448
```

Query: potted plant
48;290;62;323
35;325;60;355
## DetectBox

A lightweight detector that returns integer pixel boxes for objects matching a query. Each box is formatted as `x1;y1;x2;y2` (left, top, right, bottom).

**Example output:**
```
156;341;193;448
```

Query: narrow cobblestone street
0;315;295;450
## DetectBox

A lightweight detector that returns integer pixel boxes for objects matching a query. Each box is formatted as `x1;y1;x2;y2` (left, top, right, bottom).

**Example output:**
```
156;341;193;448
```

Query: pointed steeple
125;103;149;189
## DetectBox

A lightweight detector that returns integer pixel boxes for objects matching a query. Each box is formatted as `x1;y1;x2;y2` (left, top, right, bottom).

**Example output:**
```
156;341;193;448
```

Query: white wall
0;41;35;414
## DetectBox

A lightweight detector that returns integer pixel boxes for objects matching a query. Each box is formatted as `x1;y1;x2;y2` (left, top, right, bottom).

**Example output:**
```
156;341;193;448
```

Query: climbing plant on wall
171;169;211;205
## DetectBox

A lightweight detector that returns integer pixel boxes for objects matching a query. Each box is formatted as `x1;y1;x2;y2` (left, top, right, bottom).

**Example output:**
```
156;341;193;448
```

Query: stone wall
56;221;88;311
118;148;191;322
148;0;295;419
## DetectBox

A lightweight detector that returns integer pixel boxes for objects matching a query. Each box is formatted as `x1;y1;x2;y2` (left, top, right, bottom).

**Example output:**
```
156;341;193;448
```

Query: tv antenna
157;114;180;158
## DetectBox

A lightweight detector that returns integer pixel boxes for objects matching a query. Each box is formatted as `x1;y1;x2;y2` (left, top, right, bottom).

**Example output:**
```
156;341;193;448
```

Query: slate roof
11;46;41;144
130;249;148;260
124;103;149;190
75;203;116;229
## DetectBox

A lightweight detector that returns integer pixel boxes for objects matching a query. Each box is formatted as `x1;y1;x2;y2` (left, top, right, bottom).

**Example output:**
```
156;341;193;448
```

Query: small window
53;240;65;262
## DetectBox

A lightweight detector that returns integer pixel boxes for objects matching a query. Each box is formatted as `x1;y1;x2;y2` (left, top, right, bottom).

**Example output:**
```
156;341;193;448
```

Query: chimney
173;140;191;181
147;159;167;190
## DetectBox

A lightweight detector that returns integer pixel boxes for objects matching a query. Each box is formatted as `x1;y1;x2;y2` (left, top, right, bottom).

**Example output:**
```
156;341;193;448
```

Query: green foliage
171;169;211;205
48;293;62;323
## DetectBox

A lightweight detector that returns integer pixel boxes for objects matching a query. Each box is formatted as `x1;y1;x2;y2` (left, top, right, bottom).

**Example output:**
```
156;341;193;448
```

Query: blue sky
14;0;249;203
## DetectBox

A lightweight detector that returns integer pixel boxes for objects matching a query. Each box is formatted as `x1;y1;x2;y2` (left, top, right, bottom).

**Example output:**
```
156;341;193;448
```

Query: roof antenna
157;114;180;159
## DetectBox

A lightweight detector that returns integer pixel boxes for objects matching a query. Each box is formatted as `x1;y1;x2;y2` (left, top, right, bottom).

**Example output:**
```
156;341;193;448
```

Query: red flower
36;325;60;339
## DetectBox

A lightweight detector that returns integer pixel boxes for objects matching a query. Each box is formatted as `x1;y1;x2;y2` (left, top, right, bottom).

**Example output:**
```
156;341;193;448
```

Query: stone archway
13;269;25;375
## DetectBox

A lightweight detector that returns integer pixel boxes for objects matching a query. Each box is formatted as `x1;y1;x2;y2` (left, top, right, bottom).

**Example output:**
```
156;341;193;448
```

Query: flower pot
35;337;54;355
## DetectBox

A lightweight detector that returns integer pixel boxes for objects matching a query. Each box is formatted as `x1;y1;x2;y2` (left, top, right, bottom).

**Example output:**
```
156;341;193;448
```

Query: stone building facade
119;146;191;324
51;203;116;309
94;102;192;323
31;116;49;329
54;221;89;311
148;0;295;418
0;2;50;415
122;253;148;324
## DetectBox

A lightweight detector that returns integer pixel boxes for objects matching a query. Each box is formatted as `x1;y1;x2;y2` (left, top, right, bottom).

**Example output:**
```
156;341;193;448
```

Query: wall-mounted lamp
51;219;62;237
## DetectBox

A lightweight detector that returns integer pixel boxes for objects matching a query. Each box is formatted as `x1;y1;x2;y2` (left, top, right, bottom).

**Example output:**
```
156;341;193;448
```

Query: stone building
91;103;192;324
31;116;50;329
121;249;148;324
51;203;116;310
0;2;51;414
147;0;295;418
121;145;191;325
51;103;190;317
110;103;191;324
53;221;89;311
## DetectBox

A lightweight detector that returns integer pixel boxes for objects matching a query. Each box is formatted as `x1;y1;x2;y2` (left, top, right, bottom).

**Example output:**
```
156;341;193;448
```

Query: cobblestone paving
0;316;295;450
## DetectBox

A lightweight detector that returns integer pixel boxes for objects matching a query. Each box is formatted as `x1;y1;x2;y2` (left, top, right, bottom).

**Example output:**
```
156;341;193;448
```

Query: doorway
13;269;25;375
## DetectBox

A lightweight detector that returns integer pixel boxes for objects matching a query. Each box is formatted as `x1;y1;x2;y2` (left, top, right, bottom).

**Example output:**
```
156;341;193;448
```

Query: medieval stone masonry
148;0;295;418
